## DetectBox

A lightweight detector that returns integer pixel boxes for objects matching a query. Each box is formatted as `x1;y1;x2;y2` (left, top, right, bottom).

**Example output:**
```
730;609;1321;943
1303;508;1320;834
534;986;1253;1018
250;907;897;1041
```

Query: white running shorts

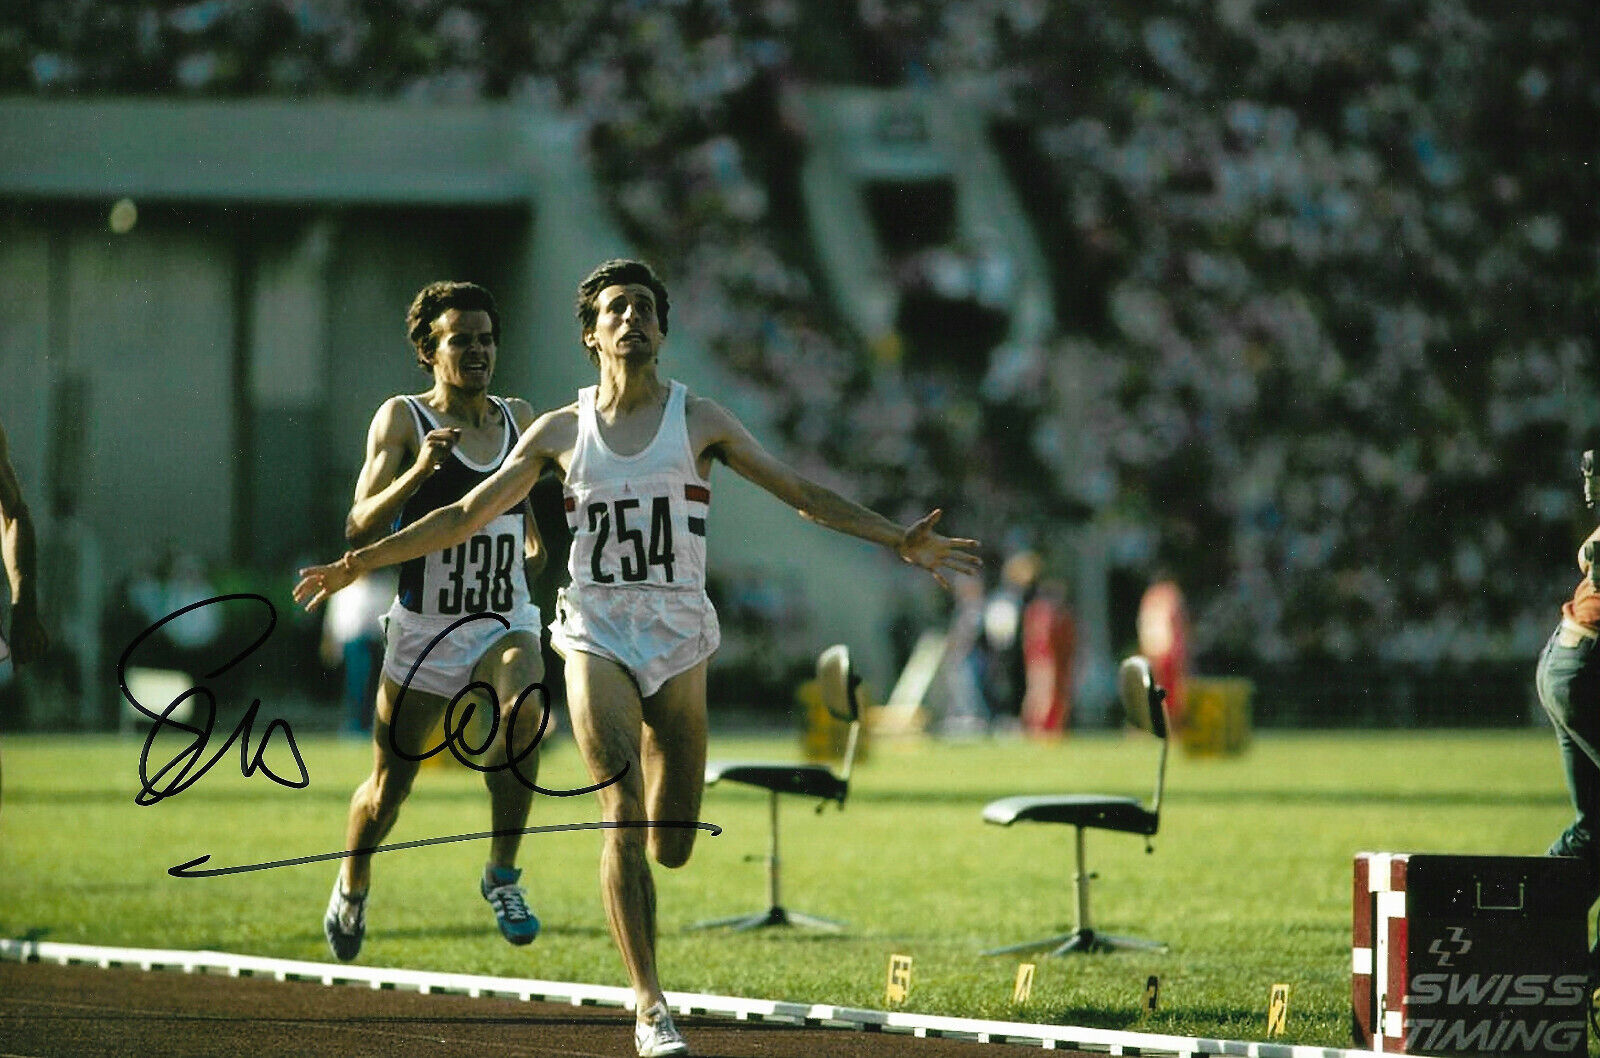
550;585;720;697
380;600;542;699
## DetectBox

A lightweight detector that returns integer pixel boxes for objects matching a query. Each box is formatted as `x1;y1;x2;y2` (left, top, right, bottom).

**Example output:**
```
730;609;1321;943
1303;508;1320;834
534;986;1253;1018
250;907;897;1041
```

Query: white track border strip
1;939;1389;1058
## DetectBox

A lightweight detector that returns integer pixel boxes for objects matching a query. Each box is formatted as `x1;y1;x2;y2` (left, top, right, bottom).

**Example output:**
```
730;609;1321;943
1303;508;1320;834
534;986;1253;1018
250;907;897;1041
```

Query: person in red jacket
1137;577;1188;732
1020;578;1075;736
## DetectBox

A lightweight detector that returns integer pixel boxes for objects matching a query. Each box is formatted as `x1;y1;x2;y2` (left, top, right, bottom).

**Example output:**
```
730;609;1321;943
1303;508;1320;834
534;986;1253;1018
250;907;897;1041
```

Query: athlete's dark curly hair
575;259;671;364
405;281;501;373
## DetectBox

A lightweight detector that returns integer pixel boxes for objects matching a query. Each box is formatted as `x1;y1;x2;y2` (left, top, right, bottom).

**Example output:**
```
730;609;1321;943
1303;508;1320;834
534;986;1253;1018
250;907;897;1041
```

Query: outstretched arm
696;398;981;588
295;413;562;610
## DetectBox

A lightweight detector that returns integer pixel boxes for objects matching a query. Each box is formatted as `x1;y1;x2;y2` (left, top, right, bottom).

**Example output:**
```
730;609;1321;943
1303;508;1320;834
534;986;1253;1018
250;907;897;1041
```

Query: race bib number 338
434;531;520;613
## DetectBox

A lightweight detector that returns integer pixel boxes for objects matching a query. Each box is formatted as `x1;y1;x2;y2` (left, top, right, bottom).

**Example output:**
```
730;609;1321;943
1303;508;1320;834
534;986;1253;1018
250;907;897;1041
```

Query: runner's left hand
895;509;982;590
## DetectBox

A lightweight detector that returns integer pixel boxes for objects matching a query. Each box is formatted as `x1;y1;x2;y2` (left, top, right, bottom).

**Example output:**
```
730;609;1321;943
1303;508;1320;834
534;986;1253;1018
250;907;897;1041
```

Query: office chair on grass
691;644;863;931
981;654;1171;956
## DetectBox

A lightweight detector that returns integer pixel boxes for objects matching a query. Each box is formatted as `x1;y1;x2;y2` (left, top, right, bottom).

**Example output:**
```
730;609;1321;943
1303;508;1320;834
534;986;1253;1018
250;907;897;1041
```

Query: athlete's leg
340;674;450;895
470;629;546;870
563;649;663;1009
640;659;710;870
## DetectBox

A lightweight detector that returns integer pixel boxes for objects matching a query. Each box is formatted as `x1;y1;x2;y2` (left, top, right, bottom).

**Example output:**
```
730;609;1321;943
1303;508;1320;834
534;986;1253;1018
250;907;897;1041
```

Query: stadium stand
6;0;1597;720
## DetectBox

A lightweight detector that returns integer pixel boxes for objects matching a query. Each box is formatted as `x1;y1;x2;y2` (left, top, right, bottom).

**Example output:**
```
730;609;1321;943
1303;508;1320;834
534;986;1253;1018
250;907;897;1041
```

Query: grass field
0;723;1586;1050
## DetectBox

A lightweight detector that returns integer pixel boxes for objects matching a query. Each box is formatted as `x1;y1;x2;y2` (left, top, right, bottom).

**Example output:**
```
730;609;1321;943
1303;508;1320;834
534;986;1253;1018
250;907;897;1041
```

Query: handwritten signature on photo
117;594;719;878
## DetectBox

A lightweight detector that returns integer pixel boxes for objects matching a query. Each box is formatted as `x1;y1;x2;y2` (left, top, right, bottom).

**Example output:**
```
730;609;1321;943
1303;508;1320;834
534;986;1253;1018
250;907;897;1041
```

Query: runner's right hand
415;428;461;475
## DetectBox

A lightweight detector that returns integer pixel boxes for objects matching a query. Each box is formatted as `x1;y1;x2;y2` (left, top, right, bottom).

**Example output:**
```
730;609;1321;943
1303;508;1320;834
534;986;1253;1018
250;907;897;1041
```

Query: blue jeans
1537;623;1600;912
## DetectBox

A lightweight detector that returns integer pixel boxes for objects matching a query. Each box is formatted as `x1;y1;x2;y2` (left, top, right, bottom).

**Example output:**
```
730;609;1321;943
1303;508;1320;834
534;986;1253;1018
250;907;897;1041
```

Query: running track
0;959;1082;1058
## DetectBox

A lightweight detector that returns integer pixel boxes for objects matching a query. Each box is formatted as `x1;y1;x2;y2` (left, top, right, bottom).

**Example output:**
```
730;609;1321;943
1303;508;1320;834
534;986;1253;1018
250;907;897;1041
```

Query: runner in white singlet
295;260;982;1057
552;380;719;696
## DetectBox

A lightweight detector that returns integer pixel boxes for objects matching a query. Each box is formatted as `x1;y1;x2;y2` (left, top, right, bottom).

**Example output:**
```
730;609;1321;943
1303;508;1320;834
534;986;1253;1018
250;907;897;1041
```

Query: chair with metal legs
691;644;863;931
980;654;1172;955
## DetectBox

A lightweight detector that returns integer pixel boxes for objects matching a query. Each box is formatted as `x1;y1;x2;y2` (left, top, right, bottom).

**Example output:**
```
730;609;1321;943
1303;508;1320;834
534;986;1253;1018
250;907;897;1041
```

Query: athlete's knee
367;758;419;809
595;784;651;844
493;639;545;687
651;829;696;869
484;756;538;796
601;820;650;864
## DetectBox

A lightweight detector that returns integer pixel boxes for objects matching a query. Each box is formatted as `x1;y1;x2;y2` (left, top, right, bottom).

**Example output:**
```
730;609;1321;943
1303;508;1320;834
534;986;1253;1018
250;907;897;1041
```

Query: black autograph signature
119;593;719;878
120;593;310;806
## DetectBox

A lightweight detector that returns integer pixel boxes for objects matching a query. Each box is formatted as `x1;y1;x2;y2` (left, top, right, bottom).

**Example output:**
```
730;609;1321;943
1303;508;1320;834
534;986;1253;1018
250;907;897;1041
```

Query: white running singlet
561;381;710;594
552;380;719;696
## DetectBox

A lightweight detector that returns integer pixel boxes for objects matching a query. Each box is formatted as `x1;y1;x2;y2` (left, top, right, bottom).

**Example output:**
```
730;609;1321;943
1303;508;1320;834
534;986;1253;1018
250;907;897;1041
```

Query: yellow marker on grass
1267;983;1290;1037
1013;963;1035;1004
886;954;912;1005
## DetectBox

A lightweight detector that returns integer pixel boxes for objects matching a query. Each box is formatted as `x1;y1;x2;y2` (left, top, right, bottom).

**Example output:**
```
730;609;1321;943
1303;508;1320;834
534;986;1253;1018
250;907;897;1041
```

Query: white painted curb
2;939;1391;1057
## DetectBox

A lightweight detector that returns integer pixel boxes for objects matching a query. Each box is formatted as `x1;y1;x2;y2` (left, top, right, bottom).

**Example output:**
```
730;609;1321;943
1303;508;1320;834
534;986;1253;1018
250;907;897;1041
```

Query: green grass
0;726;1583;1049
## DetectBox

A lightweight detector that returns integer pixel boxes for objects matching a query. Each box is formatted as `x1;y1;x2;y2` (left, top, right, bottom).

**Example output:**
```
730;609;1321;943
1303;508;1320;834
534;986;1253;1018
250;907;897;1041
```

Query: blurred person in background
0;415;48;824
936;572;990;735
1020;576;1075;737
1138;575;1189;731
320;569;396;736
319;281;549;965
294;258;982;1058
980;550;1041;731
1537;456;1600;984
125;544;223;669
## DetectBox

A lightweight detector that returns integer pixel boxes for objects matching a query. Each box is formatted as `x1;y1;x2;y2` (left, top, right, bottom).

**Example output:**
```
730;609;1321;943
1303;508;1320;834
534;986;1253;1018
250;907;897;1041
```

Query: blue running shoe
323;879;366;962
481;865;539;945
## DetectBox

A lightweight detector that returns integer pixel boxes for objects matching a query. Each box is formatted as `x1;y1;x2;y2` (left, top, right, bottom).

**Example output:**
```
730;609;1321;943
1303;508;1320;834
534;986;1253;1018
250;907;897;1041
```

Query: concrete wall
0;202;530;585
1;207;234;572
0;216;52;526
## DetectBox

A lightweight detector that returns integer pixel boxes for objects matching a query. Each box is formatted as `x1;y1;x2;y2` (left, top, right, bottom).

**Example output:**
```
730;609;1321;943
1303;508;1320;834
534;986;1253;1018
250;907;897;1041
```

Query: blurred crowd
998;2;1599;666
9;0;1599;669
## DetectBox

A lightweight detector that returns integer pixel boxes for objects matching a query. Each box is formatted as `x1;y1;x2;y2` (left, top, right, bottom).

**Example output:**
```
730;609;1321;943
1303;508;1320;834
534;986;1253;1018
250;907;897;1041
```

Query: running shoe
481;865;540;945
633;1001;689;1057
323;878;366;962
